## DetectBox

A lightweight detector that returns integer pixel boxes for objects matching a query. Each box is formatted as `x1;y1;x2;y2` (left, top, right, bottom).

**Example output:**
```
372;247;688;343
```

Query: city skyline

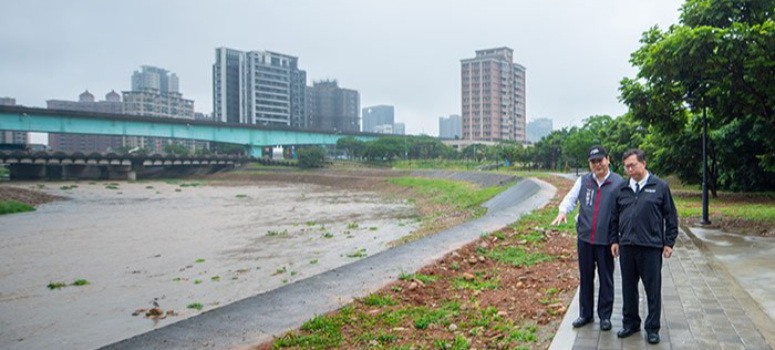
1;0;684;139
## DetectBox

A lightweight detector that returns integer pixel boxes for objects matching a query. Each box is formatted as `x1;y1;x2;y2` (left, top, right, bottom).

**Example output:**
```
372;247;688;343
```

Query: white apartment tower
213;47;307;127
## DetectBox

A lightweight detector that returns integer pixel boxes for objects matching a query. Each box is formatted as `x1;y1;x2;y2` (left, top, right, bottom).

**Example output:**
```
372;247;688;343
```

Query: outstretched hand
551;212;567;226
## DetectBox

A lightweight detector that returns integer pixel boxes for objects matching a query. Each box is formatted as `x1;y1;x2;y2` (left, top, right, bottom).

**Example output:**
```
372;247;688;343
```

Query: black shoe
572;317;593;328
617;327;640;338
647;332;660;344
600;319;612;331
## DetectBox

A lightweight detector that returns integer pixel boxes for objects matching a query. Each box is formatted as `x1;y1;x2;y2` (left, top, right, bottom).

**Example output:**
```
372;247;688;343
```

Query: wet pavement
552;227;775;349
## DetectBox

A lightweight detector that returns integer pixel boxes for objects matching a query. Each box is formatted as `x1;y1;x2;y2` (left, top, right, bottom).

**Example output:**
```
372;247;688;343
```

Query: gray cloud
0;0;684;136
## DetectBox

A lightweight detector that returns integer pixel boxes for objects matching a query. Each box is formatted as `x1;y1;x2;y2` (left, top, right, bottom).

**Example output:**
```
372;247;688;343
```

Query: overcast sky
1;0;685;137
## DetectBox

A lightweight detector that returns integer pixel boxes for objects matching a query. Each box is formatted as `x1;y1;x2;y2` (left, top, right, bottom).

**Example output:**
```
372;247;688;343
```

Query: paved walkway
552;228;774;349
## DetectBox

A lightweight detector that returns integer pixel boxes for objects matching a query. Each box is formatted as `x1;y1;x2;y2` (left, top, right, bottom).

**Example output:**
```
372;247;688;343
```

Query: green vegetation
105;185;119;190
236;194;248;198
346;222;358;229
674;195;775;222
187;302;204;310
362;294;397;307
273;267;288;275
59;185;78;190
266;229;289;237
309;259;319;264
321;232;334;238
486;247;556;267
345;248;367;258
398;273;438;284
72;279;90;286
194;279;202;284
389;177;511;216
47;281;67;290
211;276;220;281
0;201;35;215
451;272;500;291
195;258;205;263
297;147;326;168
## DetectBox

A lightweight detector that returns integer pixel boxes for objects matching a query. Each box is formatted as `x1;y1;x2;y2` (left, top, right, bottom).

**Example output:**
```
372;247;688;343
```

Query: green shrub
0;201;35;215
297;147;326;168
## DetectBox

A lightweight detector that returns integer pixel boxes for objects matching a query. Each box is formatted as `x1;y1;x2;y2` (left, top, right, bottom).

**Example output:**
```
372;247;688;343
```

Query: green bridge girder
0;106;378;157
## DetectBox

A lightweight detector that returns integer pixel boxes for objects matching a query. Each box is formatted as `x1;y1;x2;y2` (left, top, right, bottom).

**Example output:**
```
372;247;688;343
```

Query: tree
297;147;326;168
620;0;775;191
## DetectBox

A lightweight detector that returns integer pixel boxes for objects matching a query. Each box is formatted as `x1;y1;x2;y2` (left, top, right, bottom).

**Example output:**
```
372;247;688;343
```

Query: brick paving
553;229;773;350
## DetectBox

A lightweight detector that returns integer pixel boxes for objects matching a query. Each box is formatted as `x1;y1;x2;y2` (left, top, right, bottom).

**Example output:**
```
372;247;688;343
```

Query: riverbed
0;180;418;350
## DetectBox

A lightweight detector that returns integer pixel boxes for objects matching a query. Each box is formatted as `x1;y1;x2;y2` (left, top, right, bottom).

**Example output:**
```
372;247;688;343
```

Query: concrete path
551;228;774;350
102;178;556;350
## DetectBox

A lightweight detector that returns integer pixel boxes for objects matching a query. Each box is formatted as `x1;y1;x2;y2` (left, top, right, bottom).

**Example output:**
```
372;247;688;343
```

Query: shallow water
0;180;418;350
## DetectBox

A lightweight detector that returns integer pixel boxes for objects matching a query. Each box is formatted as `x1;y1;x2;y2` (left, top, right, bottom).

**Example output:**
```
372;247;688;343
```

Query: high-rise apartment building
461;47;526;142
527;118;553;143
0;97;28;144
362;105;394;133
123;66;194;119
213;47;307;127
439;114;462;139
306;80;360;132
47;90;125;152
122;66;196;152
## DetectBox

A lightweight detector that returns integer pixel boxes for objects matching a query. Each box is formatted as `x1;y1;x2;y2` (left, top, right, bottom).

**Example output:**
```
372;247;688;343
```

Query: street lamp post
701;105;711;225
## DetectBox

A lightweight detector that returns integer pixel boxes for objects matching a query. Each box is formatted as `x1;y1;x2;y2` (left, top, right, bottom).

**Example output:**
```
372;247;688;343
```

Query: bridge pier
9;164;47;180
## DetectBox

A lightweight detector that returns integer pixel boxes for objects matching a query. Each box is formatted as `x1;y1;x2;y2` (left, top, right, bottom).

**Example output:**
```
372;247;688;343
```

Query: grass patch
388;177;511;216
266;229;289;237
486;247;556;267
452;271;500;290
674;195;775;222
195;258;205;263
47;281;67;290
235;194;248;198
105;185;119;190
275;314;344;348
345;248;367;258
362;293;397;307
273;266;287;275
0;201;35;215
309;259;319;264
398;273;438;284
347;222;359;229
321;232;334;238
187;302;204;310
72;279;90;286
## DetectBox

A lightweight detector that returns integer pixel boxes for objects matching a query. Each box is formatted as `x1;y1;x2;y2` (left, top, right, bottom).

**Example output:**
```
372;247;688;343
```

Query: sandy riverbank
0;180;418;350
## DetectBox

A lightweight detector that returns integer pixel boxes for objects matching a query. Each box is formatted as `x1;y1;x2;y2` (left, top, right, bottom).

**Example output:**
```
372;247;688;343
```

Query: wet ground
689;227;775;322
0;180;418;350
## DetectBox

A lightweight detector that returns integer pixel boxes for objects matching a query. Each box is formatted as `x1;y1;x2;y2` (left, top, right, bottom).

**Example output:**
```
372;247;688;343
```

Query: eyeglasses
624;163;641;169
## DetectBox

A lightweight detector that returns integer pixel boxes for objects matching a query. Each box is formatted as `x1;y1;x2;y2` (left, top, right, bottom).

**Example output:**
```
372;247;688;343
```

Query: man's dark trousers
620;245;663;331
578;239;614;320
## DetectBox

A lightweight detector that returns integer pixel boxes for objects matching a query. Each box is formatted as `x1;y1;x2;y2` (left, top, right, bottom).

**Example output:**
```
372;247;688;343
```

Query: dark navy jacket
609;174;679;248
576;172;625;246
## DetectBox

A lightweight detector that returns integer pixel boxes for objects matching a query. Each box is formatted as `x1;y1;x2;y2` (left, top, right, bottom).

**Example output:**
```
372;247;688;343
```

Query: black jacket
609;173;679;248
576;172;625;245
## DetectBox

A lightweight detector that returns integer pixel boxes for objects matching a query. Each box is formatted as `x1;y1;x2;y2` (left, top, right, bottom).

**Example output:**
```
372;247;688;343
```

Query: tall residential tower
213;47;307;127
461;47;526;142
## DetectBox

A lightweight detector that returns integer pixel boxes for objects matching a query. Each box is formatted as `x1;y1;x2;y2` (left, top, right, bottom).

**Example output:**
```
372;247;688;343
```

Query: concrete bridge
0;150;250;180
0;105;378;157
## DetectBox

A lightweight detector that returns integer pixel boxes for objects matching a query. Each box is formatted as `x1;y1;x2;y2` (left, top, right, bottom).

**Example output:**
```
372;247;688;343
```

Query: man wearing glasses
610;148;678;344
552;145;624;331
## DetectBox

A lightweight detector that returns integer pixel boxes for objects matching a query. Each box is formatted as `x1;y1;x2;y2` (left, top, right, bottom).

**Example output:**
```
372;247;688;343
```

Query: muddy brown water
0;181;418;350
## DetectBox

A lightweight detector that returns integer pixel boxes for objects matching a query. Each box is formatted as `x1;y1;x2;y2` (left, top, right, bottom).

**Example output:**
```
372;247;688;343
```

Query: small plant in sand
187;302;203;310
